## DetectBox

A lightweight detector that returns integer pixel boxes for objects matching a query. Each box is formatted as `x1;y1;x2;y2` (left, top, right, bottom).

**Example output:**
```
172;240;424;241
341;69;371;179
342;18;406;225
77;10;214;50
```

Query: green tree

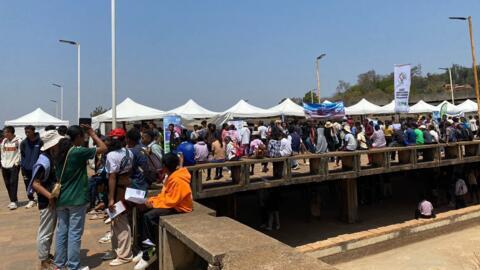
90;106;108;117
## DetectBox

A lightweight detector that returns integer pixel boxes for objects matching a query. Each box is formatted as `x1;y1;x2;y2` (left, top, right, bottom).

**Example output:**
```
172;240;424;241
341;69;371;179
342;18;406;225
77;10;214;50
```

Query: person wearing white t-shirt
104;128;134;266
428;125;439;143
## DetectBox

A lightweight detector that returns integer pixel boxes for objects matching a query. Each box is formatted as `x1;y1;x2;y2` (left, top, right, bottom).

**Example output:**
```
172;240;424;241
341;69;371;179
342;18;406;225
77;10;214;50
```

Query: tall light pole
52;83;63;119
315;53;326;104
49;99;59;118
111;0;117;128
449;16;480;119
59;39;81;122
439;67;455;104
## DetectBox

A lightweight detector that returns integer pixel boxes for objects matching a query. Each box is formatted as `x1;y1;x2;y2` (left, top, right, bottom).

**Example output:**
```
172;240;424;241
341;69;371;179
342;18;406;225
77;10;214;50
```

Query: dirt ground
0;174;132;270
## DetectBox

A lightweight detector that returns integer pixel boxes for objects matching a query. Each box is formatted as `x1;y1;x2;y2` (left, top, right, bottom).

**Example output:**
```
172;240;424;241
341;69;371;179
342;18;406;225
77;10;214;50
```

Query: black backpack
141;149;163;185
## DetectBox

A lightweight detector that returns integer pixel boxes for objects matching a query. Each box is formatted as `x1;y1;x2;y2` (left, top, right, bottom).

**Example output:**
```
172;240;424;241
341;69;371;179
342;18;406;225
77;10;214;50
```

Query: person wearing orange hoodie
133;152;193;270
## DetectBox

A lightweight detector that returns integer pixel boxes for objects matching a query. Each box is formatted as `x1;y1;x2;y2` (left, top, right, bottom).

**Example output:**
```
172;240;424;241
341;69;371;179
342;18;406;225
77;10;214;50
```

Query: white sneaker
142;239;155;247
104;217;112;224
109;257;132;266
8;202;17;210
134;256;157;270
98;231;112;244
133;251;143;263
25;200;36;209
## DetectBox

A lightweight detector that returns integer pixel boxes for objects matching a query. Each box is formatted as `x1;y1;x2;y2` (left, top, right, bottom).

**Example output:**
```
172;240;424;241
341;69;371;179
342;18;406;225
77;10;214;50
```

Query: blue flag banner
303;102;345;119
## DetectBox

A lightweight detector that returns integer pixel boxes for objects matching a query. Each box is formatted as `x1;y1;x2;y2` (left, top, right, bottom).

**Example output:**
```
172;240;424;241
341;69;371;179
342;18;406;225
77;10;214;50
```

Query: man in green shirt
53;125;107;270
414;124;424;145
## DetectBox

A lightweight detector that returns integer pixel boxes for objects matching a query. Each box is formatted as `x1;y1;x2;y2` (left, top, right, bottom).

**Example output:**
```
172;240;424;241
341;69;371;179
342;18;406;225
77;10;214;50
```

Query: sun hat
343;125;352;133
108;128;126;139
325;121;333;128
40;130;64;151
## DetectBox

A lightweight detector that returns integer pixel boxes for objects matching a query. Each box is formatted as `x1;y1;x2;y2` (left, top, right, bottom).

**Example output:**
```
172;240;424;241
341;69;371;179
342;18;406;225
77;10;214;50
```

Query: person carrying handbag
53;125;107;270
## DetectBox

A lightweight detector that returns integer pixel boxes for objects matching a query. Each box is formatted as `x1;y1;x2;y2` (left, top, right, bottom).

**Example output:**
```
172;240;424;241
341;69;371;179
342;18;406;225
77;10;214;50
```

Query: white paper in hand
125;187;147;204
106;201;126;219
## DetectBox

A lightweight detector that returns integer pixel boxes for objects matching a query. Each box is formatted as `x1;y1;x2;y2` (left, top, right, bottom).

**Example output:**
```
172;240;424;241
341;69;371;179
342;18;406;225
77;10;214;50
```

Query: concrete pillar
339;178;358;223
160;228;199;270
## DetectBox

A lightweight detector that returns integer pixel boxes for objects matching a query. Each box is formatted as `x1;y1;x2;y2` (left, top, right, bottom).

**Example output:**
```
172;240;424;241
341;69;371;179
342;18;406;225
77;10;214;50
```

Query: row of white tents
4;98;479;137
344;98;478;115
91;97;478;123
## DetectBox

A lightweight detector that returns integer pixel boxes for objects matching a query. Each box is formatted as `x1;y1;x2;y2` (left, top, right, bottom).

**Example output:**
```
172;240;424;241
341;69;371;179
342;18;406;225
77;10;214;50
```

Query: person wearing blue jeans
55;204;88;269
53;125;107;270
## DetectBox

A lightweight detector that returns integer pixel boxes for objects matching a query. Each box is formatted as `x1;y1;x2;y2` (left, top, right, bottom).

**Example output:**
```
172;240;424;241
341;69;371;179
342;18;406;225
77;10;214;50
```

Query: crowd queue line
1;113;479;269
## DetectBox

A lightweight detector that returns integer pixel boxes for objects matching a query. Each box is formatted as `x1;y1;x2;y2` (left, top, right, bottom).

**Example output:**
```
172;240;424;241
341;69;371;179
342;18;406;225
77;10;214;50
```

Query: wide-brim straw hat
325;121;333;128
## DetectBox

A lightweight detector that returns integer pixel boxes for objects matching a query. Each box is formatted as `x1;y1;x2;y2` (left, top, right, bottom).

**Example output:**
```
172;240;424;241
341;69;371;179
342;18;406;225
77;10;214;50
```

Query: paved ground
335;224;480;270
0;174;133;270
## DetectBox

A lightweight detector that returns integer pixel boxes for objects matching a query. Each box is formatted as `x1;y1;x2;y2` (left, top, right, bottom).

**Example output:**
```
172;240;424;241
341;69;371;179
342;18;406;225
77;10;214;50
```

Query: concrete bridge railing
156;202;337;270
186;140;480;200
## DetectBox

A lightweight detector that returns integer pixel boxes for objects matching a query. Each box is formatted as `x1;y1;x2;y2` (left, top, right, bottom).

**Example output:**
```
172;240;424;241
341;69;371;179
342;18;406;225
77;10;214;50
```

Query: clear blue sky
1;0;479;124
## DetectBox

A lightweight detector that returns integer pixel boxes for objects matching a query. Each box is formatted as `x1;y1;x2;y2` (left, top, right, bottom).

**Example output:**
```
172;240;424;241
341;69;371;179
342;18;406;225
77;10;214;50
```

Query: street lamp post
449;16;480;119
49;99;59;118
439;68;455;104
111;0;117;128
315;54;326;104
59;39;81;122
52;83;63;119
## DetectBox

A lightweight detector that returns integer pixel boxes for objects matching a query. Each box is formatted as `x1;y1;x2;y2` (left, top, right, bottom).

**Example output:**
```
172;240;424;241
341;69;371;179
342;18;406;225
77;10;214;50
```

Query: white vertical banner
394;64;411;113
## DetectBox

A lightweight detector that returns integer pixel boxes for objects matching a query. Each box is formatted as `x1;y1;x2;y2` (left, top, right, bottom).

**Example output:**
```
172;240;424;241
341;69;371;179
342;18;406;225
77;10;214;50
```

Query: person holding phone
53;125;107;270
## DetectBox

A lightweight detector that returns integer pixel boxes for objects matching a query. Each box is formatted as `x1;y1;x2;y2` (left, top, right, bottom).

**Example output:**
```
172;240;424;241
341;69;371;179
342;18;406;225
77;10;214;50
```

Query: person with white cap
29;130;64;270
419;125;433;144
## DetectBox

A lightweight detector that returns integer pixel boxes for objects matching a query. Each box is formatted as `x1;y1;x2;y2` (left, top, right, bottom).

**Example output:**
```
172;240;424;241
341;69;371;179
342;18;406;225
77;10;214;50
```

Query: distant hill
292;64;478;106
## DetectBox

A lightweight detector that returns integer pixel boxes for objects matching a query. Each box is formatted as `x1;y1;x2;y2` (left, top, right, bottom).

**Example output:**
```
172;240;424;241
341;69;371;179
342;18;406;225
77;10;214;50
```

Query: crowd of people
0;124;193;270
0;113;479;269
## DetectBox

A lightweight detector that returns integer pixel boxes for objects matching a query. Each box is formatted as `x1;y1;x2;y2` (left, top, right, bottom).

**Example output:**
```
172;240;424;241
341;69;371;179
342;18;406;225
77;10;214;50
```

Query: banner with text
303;101;345;119
394;64;411;113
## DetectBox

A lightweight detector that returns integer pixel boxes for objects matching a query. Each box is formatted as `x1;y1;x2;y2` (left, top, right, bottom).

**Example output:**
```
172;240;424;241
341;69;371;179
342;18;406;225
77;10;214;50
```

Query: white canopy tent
4;108;69;139
268;98;305;117
210;99;279;126
322;100;333;104
456;99;478;113
166;99;219;119
435;101;462;114
377;100;395;114
92;97;165;125
345;98;382;115
222;99;278;118
408;100;438;114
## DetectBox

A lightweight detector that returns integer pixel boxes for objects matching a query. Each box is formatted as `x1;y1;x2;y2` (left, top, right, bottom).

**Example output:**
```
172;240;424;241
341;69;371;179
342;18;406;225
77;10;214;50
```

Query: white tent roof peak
92;97;165;123
435;100;462;114
456;99;478;112
345;98;382;115
377;100;395;114
222;99;277;118
268;98;304;117
5;108;69;126
167;99;219;119
408;100;437;113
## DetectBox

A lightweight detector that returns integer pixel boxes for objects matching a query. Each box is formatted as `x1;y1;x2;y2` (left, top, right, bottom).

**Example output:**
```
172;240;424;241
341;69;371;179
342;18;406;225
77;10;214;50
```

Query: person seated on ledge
415;194;436;219
133;153;193;270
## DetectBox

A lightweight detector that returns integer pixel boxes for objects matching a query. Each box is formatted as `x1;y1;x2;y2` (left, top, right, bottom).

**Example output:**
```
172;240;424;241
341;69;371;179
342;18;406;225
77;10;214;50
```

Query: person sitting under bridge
134;153;193;270
415;195;436;220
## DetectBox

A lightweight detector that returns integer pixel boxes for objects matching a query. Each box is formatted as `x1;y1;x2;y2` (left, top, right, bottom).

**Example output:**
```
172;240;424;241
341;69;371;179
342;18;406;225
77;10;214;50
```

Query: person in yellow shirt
134;153;193;270
384;120;394;146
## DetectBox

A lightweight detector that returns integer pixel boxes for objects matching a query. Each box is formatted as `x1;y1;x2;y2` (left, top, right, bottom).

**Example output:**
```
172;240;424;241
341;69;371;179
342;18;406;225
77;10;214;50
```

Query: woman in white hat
28;130;64;270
